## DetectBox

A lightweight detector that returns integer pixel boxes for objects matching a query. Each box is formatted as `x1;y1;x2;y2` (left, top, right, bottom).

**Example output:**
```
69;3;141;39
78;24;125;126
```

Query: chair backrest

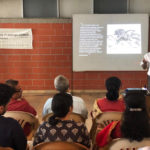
95;111;122;129
42;112;85;123
32;141;89;150
90;112;122;150
4;111;39;140
138;146;150;150
0;147;14;150
109;138;150;150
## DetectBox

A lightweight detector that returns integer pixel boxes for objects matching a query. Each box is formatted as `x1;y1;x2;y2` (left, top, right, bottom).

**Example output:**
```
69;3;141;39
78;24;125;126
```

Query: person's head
0;83;15;115
5;79;22;99
54;75;69;93
49;93;73;126
105;76;121;101
121;92;150;141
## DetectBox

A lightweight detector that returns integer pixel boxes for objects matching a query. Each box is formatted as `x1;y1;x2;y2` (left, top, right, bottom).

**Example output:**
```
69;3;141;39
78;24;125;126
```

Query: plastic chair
138;146;150;150
32;141;89;150
42;112;85;123
4;111;39;140
108;138;150;150
90;112;122;150
95;111;122;129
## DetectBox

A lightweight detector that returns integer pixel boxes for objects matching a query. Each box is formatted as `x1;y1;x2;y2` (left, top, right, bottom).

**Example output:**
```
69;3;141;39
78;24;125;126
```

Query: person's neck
12;97;22;101
60;113;70;121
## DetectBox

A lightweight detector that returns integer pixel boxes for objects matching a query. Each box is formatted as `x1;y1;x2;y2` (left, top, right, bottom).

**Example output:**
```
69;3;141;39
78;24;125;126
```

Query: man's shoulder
1;116;19;126
46;97;53;101
14;98;28;104
19;98;31;106
145;52;150;55
44;97;53;105
144;52;150;58
72;96;84;101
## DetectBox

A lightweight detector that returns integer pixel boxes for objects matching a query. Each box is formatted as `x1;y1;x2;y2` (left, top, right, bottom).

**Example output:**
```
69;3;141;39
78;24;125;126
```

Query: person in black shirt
0;83;27;150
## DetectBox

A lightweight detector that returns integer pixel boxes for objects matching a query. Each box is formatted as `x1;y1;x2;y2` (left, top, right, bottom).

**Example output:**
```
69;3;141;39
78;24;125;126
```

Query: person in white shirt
42;75;88;119
141;52;150;90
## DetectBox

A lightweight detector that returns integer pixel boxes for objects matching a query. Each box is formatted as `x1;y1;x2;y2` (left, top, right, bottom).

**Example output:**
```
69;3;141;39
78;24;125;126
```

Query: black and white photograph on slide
107;24;141;54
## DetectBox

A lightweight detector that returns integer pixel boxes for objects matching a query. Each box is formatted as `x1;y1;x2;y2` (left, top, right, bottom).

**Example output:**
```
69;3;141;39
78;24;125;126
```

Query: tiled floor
23;92;105;131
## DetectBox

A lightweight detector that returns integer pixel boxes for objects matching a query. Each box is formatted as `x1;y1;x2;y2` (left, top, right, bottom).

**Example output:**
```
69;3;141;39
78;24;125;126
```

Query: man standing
42;75;88;119
141;52;150;90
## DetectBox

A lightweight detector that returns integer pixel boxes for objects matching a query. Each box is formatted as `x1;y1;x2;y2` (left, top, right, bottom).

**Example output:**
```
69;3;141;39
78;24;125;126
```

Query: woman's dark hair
121;92;150;141
105;76;121;101
49;93;73;126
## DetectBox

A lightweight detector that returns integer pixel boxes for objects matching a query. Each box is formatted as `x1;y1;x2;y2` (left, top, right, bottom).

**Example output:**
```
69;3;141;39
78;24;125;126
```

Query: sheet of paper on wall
0;29;32;49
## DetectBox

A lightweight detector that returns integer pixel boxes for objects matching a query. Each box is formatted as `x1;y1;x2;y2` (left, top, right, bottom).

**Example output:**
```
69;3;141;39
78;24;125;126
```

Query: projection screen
73;14;149;71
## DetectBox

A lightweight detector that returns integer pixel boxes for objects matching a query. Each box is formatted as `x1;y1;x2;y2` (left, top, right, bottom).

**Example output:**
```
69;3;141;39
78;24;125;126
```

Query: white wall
60;0;150;18
59;0;93;18
0;0;23;18
129;0;150;14
0;0;149;19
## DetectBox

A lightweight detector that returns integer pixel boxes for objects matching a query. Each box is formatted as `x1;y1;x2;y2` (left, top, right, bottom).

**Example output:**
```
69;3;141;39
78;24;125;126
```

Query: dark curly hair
105;76;121;101
0;83;15;106
121;92;150;141
48;93;73;126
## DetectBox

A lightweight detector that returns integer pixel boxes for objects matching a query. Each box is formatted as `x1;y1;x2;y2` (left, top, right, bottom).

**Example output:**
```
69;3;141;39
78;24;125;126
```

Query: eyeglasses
15;89;22;92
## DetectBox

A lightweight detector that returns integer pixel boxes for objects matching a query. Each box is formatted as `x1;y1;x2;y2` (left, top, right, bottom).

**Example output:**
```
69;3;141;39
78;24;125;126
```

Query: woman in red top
90;77;125;143
97;76;125;112
96;92;150;148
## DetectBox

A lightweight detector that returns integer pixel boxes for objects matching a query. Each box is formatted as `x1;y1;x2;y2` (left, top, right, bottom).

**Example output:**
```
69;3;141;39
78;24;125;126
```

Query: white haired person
42;75;88;119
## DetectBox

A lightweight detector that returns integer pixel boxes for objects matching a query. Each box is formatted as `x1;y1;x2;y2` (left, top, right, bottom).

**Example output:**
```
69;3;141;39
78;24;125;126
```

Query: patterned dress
33;120;90;148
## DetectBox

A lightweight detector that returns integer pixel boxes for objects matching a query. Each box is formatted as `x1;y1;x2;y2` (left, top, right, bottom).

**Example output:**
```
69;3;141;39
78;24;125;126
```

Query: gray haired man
42;75;88;119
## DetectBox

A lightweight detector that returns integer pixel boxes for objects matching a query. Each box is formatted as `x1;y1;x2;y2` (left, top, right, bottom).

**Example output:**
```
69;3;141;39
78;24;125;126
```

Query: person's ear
67;88;70;93
69;106;73;113
0;105;5;114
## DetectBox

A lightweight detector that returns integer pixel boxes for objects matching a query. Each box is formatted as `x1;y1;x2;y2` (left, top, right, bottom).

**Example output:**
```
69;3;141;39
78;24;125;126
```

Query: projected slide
73;14;149;71
107;24;141;54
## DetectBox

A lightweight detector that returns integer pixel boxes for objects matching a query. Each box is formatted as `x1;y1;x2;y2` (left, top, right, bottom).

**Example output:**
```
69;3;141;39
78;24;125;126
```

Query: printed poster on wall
0;29;32;49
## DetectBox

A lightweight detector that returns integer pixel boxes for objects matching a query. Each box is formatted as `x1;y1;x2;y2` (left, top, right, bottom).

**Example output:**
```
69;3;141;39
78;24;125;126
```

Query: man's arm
141;59;148;70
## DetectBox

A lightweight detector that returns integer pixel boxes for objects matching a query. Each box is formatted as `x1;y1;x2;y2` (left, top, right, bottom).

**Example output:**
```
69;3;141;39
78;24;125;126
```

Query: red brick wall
0;23;147;90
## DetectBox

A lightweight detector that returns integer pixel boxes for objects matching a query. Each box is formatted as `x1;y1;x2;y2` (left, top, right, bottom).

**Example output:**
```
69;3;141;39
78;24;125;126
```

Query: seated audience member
34;93;90;148
42;75;88;119
0;83;27;150
96;92;150;148
5;79;37;136
92;76;125;119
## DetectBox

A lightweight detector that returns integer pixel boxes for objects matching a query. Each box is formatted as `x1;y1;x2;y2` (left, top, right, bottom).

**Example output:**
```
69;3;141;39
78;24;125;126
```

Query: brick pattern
0;23;148;90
